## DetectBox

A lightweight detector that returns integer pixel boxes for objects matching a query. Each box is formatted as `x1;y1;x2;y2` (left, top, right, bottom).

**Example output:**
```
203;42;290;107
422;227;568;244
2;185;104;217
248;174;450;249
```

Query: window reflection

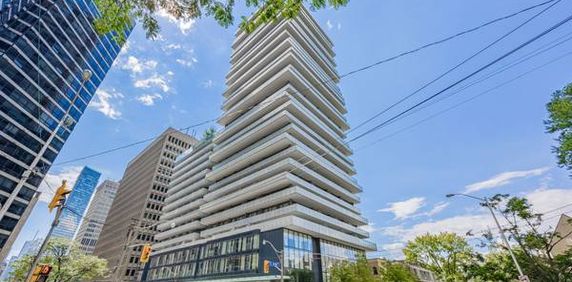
283;229;313;272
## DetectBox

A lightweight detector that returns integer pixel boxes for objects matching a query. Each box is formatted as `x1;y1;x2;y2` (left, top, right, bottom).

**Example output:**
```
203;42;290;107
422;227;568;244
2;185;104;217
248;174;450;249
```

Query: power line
338;0;558;80
48;0;556;167
349;12;572;144
354;35;572;150
348;0;561;135
53;119;217;166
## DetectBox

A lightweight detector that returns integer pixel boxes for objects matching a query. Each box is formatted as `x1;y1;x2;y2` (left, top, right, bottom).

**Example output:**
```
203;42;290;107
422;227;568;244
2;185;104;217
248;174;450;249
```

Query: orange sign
263;260;270;273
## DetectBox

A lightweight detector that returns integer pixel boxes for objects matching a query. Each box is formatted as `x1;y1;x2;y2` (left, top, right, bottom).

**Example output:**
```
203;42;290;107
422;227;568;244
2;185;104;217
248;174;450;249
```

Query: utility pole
446;193;529;282
25;181;71;282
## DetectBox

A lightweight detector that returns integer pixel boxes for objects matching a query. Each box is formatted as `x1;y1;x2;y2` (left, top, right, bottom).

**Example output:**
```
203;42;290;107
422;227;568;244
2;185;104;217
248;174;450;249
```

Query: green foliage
546;83;572;174
464;251;518;282
403;232;476;282
288;268;314;282
483;194;572;281
7;238;108;282
378;262;418;282
6;254;34;281
93;0;350;42
202;127;216;141
329;255;381;282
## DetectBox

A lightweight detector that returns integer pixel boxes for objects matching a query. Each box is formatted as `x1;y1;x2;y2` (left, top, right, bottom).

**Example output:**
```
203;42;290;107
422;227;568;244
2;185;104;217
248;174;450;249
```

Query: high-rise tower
52;166;101;240
75;179;118;253
0;0;130;260
94;128;196;281
144;7;376;282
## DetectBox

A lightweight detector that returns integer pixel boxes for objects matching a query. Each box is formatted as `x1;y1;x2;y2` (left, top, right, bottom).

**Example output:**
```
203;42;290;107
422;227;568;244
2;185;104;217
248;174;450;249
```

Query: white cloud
326;20;341;30
379;243;406;259
378;197;426;220
176;58;198;67
120;56;157;74
426;202;450;216
526;188;572;228
89;88;123;119
38;166;83;202
359;223;378;233
326;20;333;30
157;9;196;34
464;167;550;193
165;43;181;50
202;79;215;89
381;213;492;243
378;188;572;245
136;93;163;106
134;74;170;92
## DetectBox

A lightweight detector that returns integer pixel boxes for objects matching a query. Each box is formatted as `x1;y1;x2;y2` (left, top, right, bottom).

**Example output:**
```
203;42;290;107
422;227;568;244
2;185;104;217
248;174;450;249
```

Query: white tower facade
75;180;119;254
145;7;375;282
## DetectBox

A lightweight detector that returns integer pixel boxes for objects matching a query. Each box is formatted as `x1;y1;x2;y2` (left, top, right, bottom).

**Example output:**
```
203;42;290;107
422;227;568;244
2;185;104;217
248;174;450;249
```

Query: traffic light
140;244;152;263
48;180;71;212
263;260;270;274
28;264;52;282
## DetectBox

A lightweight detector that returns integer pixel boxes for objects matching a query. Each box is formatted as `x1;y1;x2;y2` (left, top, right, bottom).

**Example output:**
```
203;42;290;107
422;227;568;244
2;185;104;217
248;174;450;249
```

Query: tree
5;255;34;281
202;127;216;141
329;255;381;282
483;194;572;281
403;232;476;282
464;251;519;282
546;83;572;174
94;0;350;43
7;238;108;282
378;262;418;282
288;269;314;282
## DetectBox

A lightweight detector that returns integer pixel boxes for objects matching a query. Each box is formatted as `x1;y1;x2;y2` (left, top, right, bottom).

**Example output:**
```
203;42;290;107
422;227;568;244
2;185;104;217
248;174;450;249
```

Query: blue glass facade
52;166;101;239
0;0;130;260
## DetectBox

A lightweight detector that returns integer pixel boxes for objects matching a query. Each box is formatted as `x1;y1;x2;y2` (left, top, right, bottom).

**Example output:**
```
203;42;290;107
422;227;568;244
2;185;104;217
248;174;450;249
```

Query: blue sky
8;0;572;259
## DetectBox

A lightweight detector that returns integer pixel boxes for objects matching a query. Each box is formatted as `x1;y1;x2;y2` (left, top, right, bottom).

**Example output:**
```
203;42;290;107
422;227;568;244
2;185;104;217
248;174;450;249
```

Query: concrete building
550;214;572;257
143;7;375;282
94;128;196;281
52;166;101;240
75;180;119;254
368;258;438;282
0;0;130;260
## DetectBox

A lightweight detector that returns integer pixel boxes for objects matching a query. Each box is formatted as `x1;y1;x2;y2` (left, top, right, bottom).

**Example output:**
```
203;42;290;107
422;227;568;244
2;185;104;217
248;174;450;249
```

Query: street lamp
446;193;529;282
24;69;93;282
262;239;284;282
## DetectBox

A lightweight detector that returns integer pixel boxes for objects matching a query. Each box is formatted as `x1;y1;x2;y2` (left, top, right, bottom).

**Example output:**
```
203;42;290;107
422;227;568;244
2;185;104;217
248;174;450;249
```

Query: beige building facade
93;128;196;281
551;214;572;256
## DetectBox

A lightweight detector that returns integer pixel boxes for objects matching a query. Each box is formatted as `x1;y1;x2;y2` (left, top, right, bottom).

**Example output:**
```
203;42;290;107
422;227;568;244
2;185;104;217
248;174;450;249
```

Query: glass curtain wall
320;240;363;282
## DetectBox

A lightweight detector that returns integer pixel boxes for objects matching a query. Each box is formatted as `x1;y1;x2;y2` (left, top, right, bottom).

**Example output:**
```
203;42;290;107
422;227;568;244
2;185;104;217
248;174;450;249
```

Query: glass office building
0;0;129;260
52;166;101;239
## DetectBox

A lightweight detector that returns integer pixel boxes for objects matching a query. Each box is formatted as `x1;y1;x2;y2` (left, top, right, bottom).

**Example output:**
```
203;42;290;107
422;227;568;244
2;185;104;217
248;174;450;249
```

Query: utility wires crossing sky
52;0;569;167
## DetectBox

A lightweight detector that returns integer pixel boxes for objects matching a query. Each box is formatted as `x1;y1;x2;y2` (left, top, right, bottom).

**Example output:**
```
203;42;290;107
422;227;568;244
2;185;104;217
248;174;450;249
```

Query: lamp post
23;69;92;282
262;239;284;282
446;193;529;282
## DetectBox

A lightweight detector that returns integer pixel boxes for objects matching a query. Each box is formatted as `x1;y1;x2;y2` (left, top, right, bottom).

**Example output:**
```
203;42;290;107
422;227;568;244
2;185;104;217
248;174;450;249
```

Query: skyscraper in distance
0;0;130;260
94;128;197;281
75;179;119;254
144;6;375;282
52;166;101;240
